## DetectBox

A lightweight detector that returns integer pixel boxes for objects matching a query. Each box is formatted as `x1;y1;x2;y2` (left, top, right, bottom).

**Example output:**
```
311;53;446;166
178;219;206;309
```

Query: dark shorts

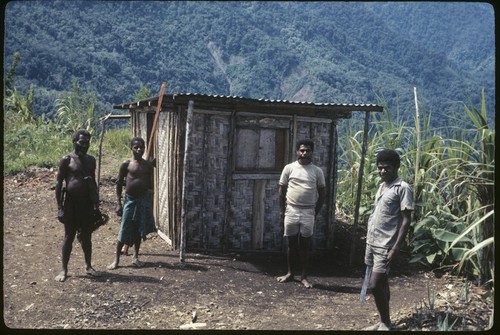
63;193;94;234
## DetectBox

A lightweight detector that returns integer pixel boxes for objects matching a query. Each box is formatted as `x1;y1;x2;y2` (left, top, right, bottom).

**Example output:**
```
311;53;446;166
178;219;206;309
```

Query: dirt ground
2;164;494;331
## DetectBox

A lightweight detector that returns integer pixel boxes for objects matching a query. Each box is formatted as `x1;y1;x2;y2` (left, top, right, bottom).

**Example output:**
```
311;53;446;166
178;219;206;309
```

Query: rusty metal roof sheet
112;92;383;117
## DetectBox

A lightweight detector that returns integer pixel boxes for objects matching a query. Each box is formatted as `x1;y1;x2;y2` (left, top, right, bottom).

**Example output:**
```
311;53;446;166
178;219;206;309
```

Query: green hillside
3;1;495;126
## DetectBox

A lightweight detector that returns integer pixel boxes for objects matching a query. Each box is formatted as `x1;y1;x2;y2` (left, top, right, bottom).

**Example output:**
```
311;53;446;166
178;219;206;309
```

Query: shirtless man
108;137;157;269
55;129;101;282
277;139;326;288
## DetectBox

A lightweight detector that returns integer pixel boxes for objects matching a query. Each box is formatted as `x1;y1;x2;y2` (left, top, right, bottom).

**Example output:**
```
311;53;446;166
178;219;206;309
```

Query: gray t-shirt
279;161;326;207
366;176;414;248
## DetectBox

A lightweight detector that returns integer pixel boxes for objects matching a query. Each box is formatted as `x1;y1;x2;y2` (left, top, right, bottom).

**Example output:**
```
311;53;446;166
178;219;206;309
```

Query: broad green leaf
433;228;472;243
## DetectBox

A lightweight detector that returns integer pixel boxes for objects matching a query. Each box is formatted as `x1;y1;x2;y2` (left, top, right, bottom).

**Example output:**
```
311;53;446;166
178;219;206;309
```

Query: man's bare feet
55;271;68;282
362;322;385;330
107;261;119;270
86;267;101;277
276;273;294;283
301;278;313;288
132;258;144;268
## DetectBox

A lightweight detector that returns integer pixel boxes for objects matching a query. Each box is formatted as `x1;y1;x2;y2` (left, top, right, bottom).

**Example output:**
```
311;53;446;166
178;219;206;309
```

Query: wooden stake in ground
413;87;420;223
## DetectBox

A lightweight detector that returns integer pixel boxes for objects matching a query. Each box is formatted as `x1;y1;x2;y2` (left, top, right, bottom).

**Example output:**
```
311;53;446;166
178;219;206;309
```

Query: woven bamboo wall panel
225;178;282;250
137;113;148;152
228;179;254;250
157;110;180;245
184;112;230;250
261;178;283;250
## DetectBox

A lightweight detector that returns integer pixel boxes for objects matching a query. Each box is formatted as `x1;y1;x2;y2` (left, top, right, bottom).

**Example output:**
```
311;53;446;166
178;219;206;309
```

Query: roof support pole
180;100;194;262
326;121;338;249
221;111;236;253
349;111;370;266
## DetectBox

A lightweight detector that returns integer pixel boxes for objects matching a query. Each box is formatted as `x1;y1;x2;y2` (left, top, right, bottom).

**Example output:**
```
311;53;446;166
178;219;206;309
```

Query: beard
298;157;312;164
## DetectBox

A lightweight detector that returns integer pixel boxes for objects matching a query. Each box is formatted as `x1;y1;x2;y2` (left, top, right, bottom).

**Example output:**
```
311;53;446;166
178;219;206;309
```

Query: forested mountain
3;1;495;126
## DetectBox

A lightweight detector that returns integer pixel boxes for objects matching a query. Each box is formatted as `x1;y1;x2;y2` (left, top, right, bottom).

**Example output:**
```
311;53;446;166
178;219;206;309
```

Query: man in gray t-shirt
363;149;413;331
277;139;325;288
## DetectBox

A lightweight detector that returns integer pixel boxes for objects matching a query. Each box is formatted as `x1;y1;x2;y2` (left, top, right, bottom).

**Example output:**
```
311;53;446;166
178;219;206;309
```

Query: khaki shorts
284;205;315;238
364;243;390;274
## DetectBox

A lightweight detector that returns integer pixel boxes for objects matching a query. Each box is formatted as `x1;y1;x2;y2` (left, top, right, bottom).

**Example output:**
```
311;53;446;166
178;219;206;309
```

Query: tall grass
3;64;132;175
3;109;130;175
3;113;69;174
336;91;494;285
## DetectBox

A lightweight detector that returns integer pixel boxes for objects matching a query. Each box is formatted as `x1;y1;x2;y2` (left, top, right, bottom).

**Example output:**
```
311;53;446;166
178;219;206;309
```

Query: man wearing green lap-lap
108;137;157;270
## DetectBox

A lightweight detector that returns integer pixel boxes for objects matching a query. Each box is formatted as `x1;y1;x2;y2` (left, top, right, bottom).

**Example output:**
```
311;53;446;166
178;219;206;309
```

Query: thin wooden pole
349;111;370;267
147;82;167;160
97;113;110;191
175;107;183;250
326;121;337;249
413;87;421;224
180;100;194;262
222;111;236;253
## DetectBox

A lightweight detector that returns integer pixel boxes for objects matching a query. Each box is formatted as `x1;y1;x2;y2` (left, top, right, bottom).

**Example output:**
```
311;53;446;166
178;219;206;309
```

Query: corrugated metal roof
174;93;382;108
112;92;383;115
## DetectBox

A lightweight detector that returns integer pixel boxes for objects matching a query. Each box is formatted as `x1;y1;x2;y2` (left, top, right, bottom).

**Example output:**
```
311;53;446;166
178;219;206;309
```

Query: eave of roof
112;93;383;117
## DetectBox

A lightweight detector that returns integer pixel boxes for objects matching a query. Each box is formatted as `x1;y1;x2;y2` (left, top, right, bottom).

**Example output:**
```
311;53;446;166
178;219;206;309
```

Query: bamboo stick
413;87;421;224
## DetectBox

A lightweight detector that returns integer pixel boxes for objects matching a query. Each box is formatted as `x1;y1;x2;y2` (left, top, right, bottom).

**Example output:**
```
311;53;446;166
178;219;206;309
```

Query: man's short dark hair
376;149;400;167
131;137;145;147
72;129;91;142
296;139;315;152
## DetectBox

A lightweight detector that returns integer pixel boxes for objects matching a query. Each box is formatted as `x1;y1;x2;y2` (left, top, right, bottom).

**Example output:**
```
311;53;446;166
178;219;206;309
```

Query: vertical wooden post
180;100;194;262
349;111;370;266
222;111;236;253
251;180;266;249
97;113;110;191
413;87;421;225
326;121;338;249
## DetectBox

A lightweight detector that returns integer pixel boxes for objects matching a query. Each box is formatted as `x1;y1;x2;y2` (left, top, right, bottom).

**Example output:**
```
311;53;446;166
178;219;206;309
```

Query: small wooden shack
113;93;382;256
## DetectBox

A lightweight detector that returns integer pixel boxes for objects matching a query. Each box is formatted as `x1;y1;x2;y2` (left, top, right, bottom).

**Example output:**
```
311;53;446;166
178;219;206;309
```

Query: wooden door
231;114;291;250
